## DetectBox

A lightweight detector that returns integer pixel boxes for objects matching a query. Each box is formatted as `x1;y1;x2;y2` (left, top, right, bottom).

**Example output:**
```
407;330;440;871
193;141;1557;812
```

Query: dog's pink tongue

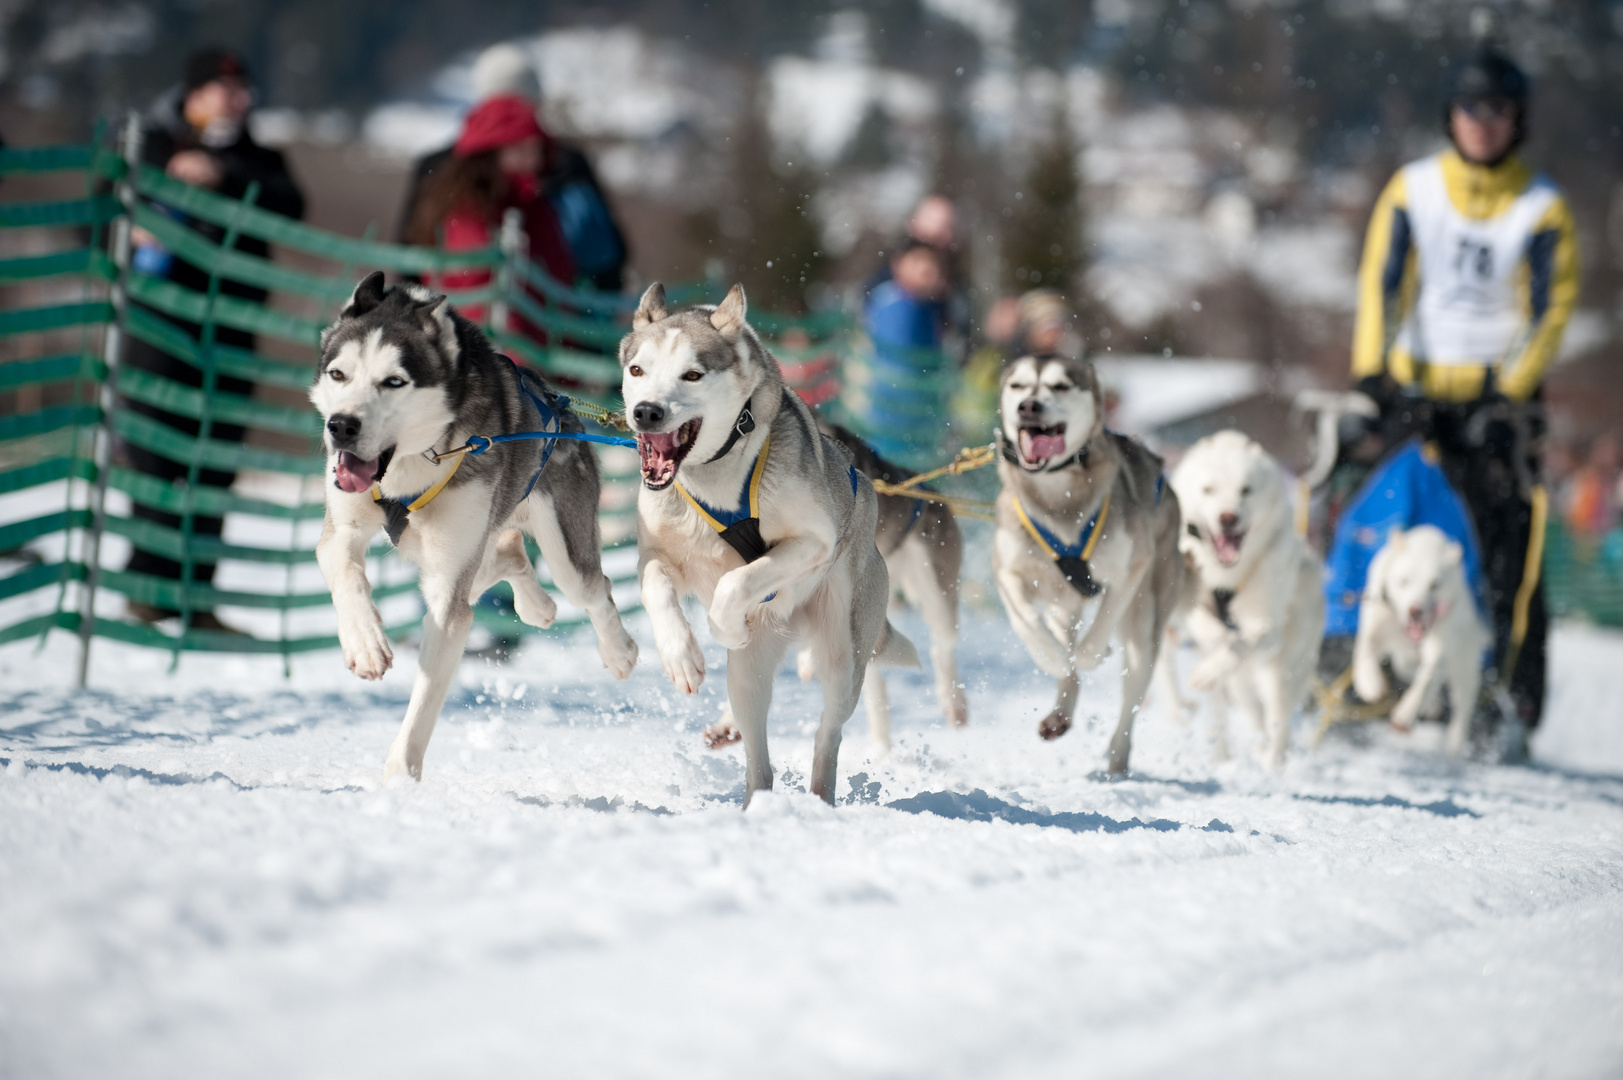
1213;531;1243;565
334;451;380;494
1020;430;1067;462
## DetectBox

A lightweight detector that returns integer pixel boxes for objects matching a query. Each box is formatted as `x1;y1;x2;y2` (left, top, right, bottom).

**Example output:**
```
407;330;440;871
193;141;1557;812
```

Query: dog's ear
1443;539;1463;566
340;271;387;321
710;283;748;339
323;271;388;351
633;282;669;330
412;292;461;364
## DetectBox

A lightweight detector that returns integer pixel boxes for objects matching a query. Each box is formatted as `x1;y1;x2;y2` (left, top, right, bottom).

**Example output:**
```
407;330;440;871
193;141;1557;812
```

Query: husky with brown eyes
993;353;1184;775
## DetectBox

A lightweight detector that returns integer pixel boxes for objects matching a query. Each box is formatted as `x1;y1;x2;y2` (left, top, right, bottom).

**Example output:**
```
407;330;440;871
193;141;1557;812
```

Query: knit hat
453;94;545;158
184;47;250;92
471;43;542;103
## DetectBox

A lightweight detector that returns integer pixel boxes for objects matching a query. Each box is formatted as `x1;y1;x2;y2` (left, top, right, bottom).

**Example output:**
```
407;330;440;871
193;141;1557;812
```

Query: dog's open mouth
333;447;394;494
1212;527;1246;567
1404;610;1431;642
1017;423;1067;467
637;419;701;490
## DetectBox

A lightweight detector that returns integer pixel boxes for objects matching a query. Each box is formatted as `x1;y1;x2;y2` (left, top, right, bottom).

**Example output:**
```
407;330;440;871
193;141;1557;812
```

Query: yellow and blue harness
674;421;862;605
1011;475;1163;597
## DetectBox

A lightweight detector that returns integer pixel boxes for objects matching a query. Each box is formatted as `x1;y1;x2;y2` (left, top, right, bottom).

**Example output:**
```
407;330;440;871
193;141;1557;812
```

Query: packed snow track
2;613;1621;1079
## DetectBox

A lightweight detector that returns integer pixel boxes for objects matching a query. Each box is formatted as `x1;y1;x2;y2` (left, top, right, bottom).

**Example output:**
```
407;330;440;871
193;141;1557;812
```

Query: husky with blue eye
310;271;638;781
994;353;1184;775
620;282;916;806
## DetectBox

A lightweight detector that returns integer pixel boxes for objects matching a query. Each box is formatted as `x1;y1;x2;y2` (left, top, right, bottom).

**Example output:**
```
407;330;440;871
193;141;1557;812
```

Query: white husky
1353;524;1490;755
1164;430;1325;768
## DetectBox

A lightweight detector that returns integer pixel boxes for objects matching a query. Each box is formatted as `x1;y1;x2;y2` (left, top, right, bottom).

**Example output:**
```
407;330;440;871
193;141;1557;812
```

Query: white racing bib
1395;155;1556;367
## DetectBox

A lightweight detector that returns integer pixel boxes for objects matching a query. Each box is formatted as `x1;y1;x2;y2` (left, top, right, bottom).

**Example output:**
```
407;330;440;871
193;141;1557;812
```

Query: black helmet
1443;45;1529;161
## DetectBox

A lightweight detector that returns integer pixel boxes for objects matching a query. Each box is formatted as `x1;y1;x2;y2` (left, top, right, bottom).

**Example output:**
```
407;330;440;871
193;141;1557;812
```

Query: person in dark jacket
394;43;628;291
121;47;305;631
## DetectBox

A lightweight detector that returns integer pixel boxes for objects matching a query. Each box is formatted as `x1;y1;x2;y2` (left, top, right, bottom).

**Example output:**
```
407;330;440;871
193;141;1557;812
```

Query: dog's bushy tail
872;619;921;669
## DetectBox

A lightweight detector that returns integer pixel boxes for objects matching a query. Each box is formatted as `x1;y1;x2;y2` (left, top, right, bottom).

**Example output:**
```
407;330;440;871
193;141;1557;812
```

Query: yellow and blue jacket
1351;148;1579;403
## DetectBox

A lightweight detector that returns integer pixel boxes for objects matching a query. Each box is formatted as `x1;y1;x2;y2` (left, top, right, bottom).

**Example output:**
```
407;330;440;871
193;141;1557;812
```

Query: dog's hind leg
1106;589;1159;775
728;632;788;805
863;673;892;755
898;532;968;729
524;492;638;679
473;528;557;630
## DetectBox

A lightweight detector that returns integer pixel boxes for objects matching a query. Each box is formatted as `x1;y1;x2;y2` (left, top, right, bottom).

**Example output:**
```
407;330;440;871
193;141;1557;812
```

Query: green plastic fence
0;133;866;672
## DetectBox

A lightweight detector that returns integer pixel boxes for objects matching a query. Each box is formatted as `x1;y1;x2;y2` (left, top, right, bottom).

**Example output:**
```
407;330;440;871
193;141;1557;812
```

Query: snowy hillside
2;607;1621;1078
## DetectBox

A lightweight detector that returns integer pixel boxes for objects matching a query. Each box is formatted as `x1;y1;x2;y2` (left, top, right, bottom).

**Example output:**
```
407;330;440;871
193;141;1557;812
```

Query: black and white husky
311;272;638;780
621;283;916;805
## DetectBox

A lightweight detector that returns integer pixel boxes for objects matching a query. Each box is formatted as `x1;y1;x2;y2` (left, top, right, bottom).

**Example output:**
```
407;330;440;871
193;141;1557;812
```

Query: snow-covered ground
2;608;1621;1079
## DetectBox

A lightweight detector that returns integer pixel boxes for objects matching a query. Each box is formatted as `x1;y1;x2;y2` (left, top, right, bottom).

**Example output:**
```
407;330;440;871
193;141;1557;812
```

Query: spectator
121;47;305;631
396;43;628;291
865;240;948;356
866;194;972;359
406;94;576;346
1567;433;1621;540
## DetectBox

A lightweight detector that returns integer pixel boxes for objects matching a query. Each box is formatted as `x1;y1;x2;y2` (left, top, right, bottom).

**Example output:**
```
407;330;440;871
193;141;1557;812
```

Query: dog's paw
1352;662;1387;705
660;634;706;694
1038;710;1073;740
598;628;639;680
1389;693;1420;732
1189;650;1237;691
703;714;742;750
512;586;558;630
340;614;393;680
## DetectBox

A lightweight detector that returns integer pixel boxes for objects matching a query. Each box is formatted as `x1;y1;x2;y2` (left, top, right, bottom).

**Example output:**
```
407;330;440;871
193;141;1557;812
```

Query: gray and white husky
311;272;638;780
621;282;916;804
994;354;1184;774
814;418;967;749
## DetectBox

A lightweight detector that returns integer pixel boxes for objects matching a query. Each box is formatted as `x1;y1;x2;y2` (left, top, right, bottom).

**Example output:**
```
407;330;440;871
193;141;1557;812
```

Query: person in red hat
406;94;576;340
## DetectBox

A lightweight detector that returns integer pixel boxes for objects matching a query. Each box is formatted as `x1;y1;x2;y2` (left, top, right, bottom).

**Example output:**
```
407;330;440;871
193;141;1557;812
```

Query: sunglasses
1454;98;1516;122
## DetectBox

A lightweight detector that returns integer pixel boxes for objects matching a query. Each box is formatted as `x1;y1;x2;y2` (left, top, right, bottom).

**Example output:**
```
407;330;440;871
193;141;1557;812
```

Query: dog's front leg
317;510;392;680
1185;605;1242;690
728;631;789;806
1391;631;1444;732
1351;604;1394;704
384;555;480;781
709;535;830;651
641;554;705;694
1105;591;1161;774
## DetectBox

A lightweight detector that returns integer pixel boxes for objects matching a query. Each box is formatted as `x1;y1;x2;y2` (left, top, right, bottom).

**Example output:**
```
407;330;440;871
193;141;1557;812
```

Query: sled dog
993;354;1183;773
311;272;638;780
622;283;916;804
1163;429;1325;768
810;419;967;749
1353;524;1490;754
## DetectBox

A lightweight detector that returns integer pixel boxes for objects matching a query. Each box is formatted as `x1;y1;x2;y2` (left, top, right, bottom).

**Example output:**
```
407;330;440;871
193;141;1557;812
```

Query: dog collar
998;429;1088;474
705;401;758;464
371;452;466;545
1011;490;1110;597
1212;588;1237;630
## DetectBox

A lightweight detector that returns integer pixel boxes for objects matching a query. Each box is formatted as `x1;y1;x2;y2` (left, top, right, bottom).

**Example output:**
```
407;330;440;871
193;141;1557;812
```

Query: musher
1346;43;1579;753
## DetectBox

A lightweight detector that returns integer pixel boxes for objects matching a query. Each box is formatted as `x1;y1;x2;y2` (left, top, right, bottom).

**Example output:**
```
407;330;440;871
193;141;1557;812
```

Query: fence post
75;111;140;688
490;206;525;340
